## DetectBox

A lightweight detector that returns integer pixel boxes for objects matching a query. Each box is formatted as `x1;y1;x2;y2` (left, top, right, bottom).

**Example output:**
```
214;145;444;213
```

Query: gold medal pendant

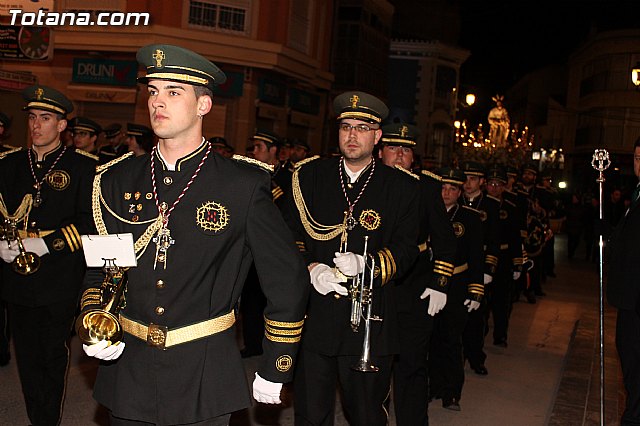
152;202;175;270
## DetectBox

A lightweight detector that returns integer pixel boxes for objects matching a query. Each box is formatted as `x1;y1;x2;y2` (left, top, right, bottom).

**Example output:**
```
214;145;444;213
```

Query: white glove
252;372;283;404
464;299;481;312
483;273;493;285
0;241;20;263
333;252;364;277
82;340;125;361
513;271;521;280
22;238;49;256
419;288;447;316
309;264;348;296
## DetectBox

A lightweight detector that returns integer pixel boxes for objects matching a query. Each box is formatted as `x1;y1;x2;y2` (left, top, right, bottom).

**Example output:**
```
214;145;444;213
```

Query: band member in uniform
377;122;456;425
0;112;13;366
284;92;419;425
79;44;309;425
0;111;15;149
429;167;483;411
608;138;640;425
209;136;231;158
250;130;292;208
484;165;523;347
98;123;129;163
460;161;499;375
290;139;311;164
124;122;154;157
0;85;96;425
71;117;102;158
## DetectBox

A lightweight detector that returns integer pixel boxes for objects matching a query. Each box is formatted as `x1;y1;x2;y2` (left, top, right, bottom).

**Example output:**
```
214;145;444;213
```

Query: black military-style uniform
272;160;294;208
393;169;456;426
284;156;419;426
81;145;309;425
0;143;96;426
488;196;523;345
461;192;500;369
429;204;483;405
97;144;129;165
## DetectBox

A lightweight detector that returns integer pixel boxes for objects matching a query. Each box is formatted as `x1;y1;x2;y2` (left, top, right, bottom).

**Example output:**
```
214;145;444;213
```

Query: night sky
457;0;640;108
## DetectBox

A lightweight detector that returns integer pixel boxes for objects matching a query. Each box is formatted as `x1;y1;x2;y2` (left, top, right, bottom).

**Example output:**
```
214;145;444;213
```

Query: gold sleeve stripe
264;333;301;343
378;251;387;286
64;225;80;251
272;186;284;200
69;224;82;248
380;249;392;281
60;227;76;253
485;255;498;265
434;260;455;269
265;324;302;336
434;266;453;277
383;248;397;277
520;230;528;238
513;258;524;265
264;316;305;328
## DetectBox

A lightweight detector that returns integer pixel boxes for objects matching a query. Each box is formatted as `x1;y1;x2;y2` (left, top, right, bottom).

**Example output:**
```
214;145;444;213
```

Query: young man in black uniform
71;116;102;159
460;161;499;375
98;123;129;163
0;85;97;425
79;44;309;425
484;165;524;347
429;167;484;412
284;92;420;425
608;138;640;425
378;122;456;425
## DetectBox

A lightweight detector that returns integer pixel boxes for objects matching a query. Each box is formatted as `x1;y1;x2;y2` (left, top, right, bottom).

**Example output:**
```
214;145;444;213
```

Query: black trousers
462;300;487;368
616;309;640;425
430;291;469;401
392;309;434;426
294;348;393;426
239;264;265;355
110;412;231;425
488;256;513;343
0;298;10;359
9;298;77;426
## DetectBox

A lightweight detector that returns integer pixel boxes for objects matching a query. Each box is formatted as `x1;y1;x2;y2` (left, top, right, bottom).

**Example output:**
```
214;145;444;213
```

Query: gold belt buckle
147;323;168;350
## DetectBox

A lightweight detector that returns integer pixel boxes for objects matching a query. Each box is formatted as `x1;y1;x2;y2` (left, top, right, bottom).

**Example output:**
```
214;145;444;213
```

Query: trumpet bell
76;310;123;345
12;251;40;275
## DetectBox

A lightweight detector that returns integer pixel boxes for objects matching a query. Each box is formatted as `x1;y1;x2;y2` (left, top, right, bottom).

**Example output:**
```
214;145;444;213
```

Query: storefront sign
288;88;319;115
258;77;286;106
0;0;54;15
72;58;138;87
0;25;52;60
66;85;137;104
0;69;36;91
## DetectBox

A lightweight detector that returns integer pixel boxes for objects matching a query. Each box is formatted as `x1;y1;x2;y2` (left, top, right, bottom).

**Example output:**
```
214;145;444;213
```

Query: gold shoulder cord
92;171;163;259
291;167;345;241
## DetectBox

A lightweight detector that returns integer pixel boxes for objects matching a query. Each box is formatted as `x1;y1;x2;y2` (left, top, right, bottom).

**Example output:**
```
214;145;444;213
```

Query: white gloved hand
483;273;493;285
513;271;521;280
0;241;20;263
309;264;348;296
419;288;447;316
252;372;283;404
333;252;365;277
22;238;49;256
82;340;125;361
464;299;481;312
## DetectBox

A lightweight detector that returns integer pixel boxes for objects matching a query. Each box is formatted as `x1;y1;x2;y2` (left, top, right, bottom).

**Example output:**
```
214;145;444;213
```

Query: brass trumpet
76;259;128;345
0;217;41;276
349;236;382;372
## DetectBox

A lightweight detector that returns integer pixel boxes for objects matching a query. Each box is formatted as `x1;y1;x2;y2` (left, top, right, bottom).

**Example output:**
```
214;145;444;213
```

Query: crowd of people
0;43;574;426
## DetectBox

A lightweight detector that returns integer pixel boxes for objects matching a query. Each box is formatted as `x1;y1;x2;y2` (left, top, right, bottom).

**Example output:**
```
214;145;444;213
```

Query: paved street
0;235;622;425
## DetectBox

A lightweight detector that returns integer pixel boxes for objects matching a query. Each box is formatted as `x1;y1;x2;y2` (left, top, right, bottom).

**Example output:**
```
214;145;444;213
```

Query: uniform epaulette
486;194;501;202
420;169;442;181
462;205;482;215
75;149;99;161
504;189;517;196
293;155;320;169
96;151;134;173
504;199;516;208
232;154;274;173
0;146;22;159
517;189;529;196
395;165;419;180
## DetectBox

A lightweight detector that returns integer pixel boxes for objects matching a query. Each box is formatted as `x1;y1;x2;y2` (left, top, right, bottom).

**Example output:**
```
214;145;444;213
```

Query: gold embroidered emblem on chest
196;201;229;233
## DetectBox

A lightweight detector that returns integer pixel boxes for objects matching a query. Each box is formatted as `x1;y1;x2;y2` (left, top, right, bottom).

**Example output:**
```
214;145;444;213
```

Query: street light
632;62;640;87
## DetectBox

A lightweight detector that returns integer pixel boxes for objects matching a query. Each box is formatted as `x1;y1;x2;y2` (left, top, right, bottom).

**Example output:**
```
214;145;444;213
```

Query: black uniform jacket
496;198;524;269
283;157;419;357
462;192;500;276
448;204;484;303
0;144;95;306
83;147;309;424
395;169;456;314
608;201;640;311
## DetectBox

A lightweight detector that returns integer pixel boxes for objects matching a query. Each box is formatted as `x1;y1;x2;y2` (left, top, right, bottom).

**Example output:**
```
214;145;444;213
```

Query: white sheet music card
81;234;137;268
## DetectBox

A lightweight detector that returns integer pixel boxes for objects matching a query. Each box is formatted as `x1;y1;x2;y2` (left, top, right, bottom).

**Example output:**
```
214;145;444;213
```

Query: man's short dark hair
634;137;640;149
194;85;213;99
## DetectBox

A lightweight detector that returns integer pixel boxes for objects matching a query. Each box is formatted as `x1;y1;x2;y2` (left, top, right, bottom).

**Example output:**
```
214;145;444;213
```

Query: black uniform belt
120;311;235;350
453;263;468;275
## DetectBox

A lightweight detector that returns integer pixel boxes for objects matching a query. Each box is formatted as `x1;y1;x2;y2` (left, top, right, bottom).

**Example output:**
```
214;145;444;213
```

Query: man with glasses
284;91;419;425
71;116;101;161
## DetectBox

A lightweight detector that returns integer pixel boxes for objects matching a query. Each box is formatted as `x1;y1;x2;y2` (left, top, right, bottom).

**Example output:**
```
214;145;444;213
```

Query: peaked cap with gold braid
333;91;388;124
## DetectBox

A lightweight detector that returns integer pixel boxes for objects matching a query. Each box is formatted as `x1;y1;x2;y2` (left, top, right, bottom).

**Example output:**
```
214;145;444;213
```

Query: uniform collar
157;138;207;172
32;141;63;162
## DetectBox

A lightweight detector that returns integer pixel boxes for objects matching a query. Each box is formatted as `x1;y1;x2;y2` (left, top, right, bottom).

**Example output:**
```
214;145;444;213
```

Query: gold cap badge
153;49;165;68
350;94;359;108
